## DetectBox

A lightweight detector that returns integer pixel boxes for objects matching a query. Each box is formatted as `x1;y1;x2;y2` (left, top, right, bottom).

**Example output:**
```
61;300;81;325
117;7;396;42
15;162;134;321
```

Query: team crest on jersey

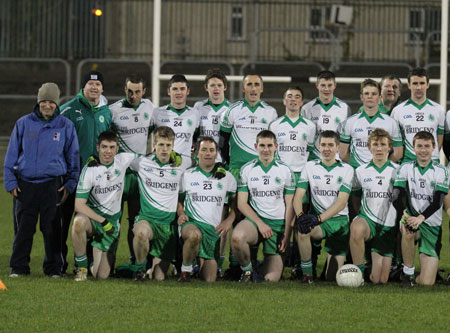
114;169;120;176
275;177;281;184
187;119;193;127
428;114;435;121
337;176;343;184
53;132;60;141
99;115;105;123
430;180;436;188
96;175;101;181
170;170;177;176
261;118;267;124
144;113;149;120
217;182;223;190
335;117;341;124
302;133;307;141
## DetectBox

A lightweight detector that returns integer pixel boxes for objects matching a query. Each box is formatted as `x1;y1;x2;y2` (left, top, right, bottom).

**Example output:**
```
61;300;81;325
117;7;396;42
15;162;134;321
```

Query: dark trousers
10;179;63;275
58;191;75;273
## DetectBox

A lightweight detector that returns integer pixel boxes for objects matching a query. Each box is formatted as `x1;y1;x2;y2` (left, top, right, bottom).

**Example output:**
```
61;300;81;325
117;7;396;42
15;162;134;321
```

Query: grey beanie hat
37;82;60;106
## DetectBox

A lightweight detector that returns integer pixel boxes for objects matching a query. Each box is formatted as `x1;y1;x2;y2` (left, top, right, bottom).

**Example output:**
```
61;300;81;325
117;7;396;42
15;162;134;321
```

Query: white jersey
150;104;200;170
297;160;354;217
393;160;449;227
110;98;154;154
391;98;445;163
238;159;295;221
340;111;402;168
444;110;450;140
76;153;136;219
180;166;237;227
193;98;230;163
220;99;278;169
269;115;316;173
131;154;183;224
301;97;351;160
353;160;399;227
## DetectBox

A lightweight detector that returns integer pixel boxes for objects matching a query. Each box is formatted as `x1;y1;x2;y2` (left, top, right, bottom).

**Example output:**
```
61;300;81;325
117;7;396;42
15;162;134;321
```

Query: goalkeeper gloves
86;156;99;167
101;219;115;235
169;150;182;167
212;163;227;179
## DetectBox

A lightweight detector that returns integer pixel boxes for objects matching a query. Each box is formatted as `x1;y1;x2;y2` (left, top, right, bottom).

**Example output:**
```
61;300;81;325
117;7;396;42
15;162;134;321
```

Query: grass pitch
0;186;449;332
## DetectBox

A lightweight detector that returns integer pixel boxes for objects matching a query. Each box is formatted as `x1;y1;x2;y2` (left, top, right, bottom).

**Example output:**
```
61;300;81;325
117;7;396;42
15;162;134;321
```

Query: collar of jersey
313;96;340;111
280;114;307;127
122;98;142;111
358;109;384;123
405;98;432;110
243;99;263;112
255;158;277;173
319;159;342;171
193;166;213;177
167;104;189;115
152;155;170;167
414;160;434;175
366;159;393;173
204;99;229;112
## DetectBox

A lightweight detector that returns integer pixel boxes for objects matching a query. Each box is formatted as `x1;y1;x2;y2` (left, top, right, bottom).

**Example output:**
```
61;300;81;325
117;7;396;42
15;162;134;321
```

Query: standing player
340;79;403;168
379;75;402;115
231;130;295;282
71;131;136;281
293;131;354;283
194;68;230;162
393;131;449;287
177;137;237;282
301;70;351;161
110;74;154;264
150;74;200;170
350;129;399;284
132;126;184;281
391;68;445;164
220;74;278;179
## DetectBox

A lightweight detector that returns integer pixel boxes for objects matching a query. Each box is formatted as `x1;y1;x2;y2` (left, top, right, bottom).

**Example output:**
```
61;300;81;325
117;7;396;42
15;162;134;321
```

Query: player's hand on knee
258;222;273;239
101;219;115;235
215;220;232;236
177;214;189;226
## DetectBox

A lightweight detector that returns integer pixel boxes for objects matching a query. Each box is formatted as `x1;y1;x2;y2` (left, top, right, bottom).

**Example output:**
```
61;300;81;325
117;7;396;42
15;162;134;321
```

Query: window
309;7;332;41
408;8;441;43
231;6;244;40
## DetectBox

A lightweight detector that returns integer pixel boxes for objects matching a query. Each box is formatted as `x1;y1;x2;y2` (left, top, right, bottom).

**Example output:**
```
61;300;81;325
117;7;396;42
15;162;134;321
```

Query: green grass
0;185;449;332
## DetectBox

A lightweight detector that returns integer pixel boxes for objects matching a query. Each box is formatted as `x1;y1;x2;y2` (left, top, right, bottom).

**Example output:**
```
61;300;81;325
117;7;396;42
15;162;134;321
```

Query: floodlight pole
440;0;448;109
152;0;161;107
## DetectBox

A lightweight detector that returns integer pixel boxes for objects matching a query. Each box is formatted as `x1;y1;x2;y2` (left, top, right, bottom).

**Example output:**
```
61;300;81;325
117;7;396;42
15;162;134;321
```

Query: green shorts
320;215;349;256
136;216;177;262
417;223;442;259
90;218;120;253
229;167;241;182
123;171;139;201
247;217;285;256
358;215;396;258
181;221;220;260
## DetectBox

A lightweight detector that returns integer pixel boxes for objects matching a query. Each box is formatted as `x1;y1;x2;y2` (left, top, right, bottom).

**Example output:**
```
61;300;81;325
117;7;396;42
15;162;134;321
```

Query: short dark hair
408;68;429;83
360;79;381;94
319;130;340;145
98;130;118;145
125;74;147;89
380;75;402;89
317;70;336;82
153;126;175;143
413;131;435;147
368;128;392;148
284;86;304;99
204;68;228;88
256;130;277;144
168;74;189;89
195;136;218;153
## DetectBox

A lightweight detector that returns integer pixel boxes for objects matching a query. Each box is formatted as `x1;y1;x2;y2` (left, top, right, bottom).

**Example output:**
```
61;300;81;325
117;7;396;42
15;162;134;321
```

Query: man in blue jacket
4;82;80;277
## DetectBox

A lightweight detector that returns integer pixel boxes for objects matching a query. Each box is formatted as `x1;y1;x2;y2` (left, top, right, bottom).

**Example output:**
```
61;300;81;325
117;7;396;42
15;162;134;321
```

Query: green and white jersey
150;104;200;170
297;160;354;217
444;110;450;141
180;166;237;227
131;154;183;224
269;115;316;172
391;99;445;163
354;160;399;227
76;153;136;219
301;97;351;160
340;111;402;168
193;98;230;163
110;98;154;154
394;160;449;227
238;158;295;220
220;99;278;169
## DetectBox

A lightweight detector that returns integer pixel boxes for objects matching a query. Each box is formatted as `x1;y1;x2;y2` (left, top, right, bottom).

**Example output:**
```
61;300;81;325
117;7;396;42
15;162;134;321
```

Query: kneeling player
393;131;449;287
294;130;354;283
72;131;136;281
231;130;295;282
350;129;399;284
132;126;184;281
177;137;237;282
